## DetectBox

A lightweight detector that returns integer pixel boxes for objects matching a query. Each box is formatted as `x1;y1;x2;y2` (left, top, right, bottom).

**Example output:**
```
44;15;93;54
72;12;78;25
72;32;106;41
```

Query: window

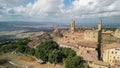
87;50;89;53
115;48;120;51
114;56;115;59
67;41;70;43
117;57;119;59
93;36;95;38
111;51;114;54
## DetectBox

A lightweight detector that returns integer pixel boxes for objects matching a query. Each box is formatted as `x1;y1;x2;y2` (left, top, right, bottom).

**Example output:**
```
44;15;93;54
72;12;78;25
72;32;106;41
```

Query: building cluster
27;32;52;48
53;20;120;68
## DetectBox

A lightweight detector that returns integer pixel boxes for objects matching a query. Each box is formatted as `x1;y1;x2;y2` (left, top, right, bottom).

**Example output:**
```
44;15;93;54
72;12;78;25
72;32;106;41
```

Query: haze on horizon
0;0;120;24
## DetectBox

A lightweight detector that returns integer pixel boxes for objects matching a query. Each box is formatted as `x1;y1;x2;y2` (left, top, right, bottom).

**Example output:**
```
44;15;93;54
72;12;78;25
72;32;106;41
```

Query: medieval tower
98;19;102;31
70;20;75;33
97;19;102;60
98;19;102;42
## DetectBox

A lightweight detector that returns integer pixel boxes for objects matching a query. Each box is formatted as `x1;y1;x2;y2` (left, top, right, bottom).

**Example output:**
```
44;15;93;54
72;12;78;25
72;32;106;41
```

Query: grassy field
0;53;63;68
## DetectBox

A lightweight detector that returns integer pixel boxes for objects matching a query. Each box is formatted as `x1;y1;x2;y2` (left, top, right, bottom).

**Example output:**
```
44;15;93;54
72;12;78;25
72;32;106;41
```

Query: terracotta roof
81;50;98;61
73;47;98;62
77;40;97;48
53;28;59;33
94;61;109;66
59;42;77;48
82;51;94;61
103;43;120;50
28;33;52;48
57;31;98;48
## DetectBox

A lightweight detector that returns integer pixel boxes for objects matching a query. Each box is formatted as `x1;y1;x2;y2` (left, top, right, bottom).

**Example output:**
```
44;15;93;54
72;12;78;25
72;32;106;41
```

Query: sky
0;0;120;23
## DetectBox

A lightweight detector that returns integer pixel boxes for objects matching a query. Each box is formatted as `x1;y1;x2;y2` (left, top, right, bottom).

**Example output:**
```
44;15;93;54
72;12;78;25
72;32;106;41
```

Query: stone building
88;61;109;68
54;19;120;68
84;30;99;42
70;20;75;33
84;19;103;60
102;31;113;44
84;19;102;43
52;28;62;37
98;19;102;31
28;32;52;48
114;28;120;38
102;30;120;44
102;43;120;67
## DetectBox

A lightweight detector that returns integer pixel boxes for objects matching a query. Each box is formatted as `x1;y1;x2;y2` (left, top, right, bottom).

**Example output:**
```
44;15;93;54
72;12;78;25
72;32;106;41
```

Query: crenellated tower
98;19;102;31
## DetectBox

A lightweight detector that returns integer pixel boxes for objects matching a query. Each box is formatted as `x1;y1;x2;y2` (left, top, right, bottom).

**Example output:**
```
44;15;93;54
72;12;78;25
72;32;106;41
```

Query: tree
27;48;35;55
61;48;76;58
64;56;85;68
18;38;31;45
48;49;63;64
0;44;18;53
16;45;26;53
23;46;35;55
35;40;59;61
0;38;31;53
12;38;31;45
35;49;48;61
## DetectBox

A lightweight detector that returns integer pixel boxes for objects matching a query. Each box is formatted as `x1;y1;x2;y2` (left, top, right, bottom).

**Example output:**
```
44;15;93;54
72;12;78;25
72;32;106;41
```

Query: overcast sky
0;0;120;23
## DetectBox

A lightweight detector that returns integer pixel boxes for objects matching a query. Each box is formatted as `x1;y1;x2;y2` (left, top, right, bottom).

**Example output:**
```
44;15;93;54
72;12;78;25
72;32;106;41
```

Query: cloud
1;0;25;5
0;0;120;22
27;0;64;17
0;0;25;18
66;0;120;18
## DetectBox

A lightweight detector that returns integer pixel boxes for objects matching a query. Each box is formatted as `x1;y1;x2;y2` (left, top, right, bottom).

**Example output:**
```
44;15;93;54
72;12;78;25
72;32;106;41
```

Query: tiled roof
53;28;59;33
103;43;120;50
94;61;109;66
77;40;97;48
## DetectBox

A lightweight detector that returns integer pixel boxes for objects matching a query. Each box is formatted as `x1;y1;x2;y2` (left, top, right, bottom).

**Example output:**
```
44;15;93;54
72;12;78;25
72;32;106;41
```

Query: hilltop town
0;20;120;68
51;20;120;68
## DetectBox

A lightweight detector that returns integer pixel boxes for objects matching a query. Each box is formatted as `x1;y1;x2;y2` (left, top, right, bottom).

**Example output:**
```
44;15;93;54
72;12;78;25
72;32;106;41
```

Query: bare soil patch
20;56;36;62
0;53;63;68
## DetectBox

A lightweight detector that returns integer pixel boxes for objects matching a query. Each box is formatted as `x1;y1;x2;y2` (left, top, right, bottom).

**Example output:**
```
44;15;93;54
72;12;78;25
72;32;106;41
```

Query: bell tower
98;19;102;31
70;20;75;33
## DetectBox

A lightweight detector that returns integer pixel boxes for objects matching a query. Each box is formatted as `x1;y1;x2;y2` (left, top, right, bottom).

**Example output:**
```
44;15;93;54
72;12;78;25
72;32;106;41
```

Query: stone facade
70;20;75;33
84;19;102;43
101;32;113;45
114;29;120;38
102;31;120;44
52;28;62;37
84;30;99;42
98;19;102;31
102;43;120;66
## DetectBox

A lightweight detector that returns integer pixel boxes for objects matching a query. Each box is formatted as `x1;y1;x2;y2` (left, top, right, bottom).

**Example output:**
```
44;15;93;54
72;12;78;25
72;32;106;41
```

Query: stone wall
103;48;120;65
114;29;120;38
84;30;99;42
